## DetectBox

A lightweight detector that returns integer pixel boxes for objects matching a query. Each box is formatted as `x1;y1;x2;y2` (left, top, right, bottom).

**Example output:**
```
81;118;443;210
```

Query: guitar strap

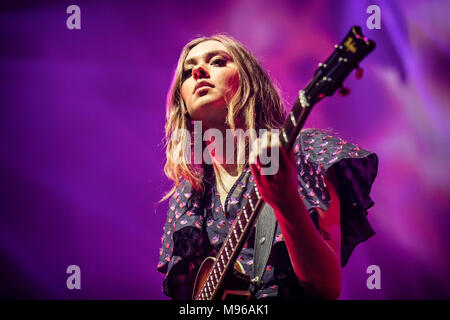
250;202;277;294
223;167;278;295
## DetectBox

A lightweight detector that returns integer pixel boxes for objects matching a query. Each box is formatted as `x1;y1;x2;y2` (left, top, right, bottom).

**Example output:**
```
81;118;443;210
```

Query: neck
203;125;246;180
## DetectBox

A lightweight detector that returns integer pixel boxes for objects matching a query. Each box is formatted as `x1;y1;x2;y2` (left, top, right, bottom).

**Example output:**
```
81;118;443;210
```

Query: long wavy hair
161;34;286;201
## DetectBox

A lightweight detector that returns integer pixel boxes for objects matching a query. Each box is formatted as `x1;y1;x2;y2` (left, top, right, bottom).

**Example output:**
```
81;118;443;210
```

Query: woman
157;34;378;300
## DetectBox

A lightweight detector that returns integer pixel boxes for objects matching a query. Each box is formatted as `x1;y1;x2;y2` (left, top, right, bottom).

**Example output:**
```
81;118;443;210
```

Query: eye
211;58;227;67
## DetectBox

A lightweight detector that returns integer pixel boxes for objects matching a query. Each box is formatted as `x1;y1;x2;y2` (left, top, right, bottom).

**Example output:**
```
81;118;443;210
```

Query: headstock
305;26;376;103
280;26;376;151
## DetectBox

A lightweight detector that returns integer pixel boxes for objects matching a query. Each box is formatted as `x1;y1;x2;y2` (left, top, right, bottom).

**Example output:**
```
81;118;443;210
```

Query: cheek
180;82;192;104
225;72;240;98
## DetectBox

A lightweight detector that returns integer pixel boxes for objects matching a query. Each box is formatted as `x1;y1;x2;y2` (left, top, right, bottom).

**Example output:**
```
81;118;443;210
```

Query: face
181;40;240;130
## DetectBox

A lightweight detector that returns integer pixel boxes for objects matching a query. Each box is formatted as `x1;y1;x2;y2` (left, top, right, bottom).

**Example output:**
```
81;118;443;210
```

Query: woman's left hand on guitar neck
249;131;342;300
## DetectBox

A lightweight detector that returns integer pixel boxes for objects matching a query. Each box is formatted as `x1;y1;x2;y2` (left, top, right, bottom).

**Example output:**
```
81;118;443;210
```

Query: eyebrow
184;50;232;68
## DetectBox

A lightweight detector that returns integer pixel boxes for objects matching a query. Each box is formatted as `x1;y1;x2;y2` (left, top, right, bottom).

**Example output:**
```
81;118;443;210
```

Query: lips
194;81;214;93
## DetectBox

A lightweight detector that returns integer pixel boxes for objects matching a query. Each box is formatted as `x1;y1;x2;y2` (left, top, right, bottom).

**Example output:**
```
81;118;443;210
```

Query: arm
274;168;341;299
250;133;342;300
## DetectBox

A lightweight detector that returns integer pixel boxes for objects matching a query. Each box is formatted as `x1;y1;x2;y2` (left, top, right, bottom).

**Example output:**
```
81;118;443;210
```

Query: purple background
1;0;449;299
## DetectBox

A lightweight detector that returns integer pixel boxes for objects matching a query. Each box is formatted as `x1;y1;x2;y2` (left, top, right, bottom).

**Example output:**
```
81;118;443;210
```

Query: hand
249;131;300;212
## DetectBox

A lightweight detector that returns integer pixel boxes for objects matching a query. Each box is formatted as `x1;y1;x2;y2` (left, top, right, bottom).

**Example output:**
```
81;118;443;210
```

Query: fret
206;284;215;299
226;239;233;252
281;128;288;144
224;246;230;259
281;110;301;150
238;218;243;232
233;228;239;241
215;260;220;272
248;197;254;210
248;193;257;213
228;236;234;247
243;208;249;222
254;185;261;199
299;89;310;108
289;111;297;127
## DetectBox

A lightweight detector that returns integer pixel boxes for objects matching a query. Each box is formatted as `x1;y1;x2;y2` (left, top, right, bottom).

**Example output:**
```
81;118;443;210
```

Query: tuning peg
355;66;364;80
338;87;351;96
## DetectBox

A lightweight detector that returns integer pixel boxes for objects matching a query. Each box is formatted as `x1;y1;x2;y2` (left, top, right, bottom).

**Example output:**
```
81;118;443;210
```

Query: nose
192;65;209;81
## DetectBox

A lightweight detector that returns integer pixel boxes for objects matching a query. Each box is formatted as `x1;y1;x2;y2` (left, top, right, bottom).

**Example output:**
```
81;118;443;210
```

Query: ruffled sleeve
157;180;210;299
293;129;378;267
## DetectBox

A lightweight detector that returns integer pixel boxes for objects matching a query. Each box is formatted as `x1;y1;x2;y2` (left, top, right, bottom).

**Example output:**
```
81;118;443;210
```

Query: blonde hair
161;34;286;201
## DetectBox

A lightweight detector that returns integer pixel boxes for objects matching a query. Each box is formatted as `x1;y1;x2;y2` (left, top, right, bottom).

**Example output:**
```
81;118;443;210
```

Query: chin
190;99;226;118
188;107;228;128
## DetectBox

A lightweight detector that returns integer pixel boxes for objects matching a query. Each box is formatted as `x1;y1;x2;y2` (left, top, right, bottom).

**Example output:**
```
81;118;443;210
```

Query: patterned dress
157;128;379;299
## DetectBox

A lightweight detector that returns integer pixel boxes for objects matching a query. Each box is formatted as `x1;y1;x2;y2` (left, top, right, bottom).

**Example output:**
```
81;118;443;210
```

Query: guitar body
193;257;252;300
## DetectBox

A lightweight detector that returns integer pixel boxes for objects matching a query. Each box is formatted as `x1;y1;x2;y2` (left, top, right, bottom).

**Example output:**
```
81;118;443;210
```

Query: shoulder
294;128;345;158
294;128;374;171
294;128;379;267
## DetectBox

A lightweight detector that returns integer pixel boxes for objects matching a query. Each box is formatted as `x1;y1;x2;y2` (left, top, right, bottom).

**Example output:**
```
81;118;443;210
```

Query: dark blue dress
157;129;379;299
